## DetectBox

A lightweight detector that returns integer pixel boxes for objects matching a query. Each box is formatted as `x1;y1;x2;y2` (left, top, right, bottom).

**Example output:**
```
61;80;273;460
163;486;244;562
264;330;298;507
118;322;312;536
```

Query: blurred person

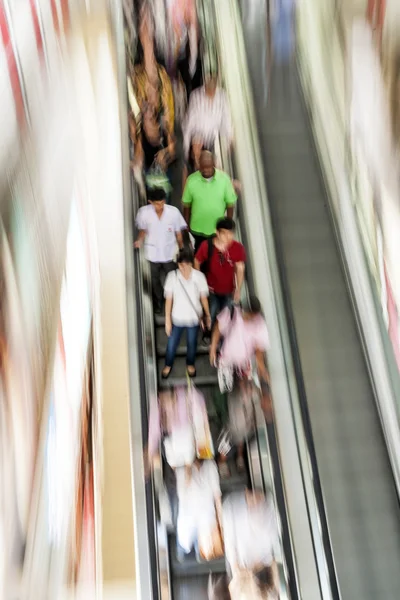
162;249;211;379
132;100;175;200
165;0;200;99
209;296;270;392
217;380;256;480
129;3;175;192
222;488;280;598
134;188;186;314
176;458;222;562
367;0;386;47
183;151;237;253
182;72;233;183
194;217;246;328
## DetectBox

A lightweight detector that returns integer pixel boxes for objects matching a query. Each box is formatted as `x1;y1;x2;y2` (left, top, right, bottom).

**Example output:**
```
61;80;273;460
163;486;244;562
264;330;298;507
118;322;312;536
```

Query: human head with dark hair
242;295;262;321
177;247;194;280
147;187;166;216
216;217;235;247
199;150;215;180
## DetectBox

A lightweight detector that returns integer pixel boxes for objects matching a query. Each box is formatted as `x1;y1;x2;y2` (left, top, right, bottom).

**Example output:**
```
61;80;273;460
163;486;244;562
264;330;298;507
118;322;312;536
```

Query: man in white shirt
182;72;233;185
135;188;187;314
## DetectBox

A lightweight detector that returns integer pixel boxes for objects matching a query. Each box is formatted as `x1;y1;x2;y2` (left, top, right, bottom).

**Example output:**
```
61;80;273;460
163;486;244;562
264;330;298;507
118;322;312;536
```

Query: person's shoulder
165;204;181;217
193;269;207;284
187;170;202;185
231;240;246;256
165;269;176;285
231;240;245;251
136;204;150;218
215;169;231;182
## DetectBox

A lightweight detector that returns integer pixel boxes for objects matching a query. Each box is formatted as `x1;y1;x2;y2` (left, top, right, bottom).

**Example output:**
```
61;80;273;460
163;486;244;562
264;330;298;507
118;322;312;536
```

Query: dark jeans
150;261;176;311
209;293;233;327
165;325;199;367
191;232;209;255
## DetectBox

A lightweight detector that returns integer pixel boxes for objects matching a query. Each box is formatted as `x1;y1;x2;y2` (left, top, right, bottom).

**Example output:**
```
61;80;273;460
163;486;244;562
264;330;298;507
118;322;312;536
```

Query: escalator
123;2;304;597
239;2;400;599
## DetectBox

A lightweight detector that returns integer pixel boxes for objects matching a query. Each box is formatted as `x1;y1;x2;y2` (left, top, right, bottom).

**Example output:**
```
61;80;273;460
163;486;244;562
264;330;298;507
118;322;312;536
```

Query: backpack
203;235;216;274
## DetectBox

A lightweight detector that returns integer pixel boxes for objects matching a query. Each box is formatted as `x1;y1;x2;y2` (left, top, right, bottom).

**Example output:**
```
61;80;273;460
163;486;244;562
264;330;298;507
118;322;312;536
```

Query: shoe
161;366;172;379
186;366;196;378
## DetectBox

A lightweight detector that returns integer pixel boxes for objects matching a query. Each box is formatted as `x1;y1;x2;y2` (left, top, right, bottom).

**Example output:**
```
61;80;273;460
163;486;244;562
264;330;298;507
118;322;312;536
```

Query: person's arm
233;261;245;303
194;241;206;271
225;176;237;219
210;321;221;365
182;177;193;226
200;295;211;330
175;230;183;250
134;229;146;248
255;348;270;384
165;297;173;336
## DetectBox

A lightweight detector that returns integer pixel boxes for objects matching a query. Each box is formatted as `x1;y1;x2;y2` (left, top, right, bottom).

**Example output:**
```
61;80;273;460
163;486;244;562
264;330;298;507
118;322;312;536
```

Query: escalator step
157;343;209;358
157;354;217;387
159;373;218;390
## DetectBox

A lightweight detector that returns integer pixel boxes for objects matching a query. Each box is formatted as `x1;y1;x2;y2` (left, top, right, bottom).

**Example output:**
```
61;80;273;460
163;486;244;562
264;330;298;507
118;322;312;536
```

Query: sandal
161;366;172;379
186;366;196;378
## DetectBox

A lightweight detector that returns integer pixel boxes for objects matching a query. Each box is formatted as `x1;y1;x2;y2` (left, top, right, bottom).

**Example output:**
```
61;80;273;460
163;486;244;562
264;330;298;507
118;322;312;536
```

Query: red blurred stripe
50;0;60;34
0;0;24;124
61;0;69;32
29;0;43;55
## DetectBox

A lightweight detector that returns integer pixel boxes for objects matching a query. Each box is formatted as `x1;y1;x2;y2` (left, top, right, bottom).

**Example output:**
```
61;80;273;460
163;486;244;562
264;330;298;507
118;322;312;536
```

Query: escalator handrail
213;1;340;600
110;1;163;599
215;111;299;599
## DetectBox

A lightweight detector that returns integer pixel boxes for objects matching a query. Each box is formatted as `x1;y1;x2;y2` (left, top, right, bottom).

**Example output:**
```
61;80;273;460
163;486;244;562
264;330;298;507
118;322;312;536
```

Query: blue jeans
165;325;199;367
209;293;233;327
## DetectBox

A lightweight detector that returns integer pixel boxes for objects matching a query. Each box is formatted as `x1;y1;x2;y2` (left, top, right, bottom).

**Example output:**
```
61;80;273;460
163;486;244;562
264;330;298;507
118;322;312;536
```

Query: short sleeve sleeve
195;240;208;264
135;207;147;231
174;209;187;232
164;271;176;298
217;306;231;336
182;178;193;206
224;177;237;207
197;272;209;297
253;317;270;352
233;242;246;263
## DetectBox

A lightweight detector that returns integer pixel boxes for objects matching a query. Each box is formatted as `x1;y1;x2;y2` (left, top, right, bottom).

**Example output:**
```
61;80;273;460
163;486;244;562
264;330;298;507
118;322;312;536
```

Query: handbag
198;522;224;561
145;160;172;194
158;483;173;530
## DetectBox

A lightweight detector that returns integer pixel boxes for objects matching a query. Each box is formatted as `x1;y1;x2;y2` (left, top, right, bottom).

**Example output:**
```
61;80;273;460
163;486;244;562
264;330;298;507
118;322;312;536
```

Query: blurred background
1;0;400;599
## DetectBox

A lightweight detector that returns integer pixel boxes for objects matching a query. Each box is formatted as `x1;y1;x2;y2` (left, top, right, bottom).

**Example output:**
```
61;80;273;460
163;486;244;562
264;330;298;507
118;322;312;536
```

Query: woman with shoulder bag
162;248;211;379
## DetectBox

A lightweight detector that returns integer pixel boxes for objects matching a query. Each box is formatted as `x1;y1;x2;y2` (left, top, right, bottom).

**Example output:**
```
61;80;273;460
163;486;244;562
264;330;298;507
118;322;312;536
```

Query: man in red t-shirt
194;217;246;326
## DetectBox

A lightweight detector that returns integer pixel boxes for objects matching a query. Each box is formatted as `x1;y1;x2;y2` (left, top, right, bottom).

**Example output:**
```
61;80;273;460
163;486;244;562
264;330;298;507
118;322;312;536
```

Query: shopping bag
190;386;214;459
158;483;173;529
163;425;196;468
198;523;224;561
145;161;171;194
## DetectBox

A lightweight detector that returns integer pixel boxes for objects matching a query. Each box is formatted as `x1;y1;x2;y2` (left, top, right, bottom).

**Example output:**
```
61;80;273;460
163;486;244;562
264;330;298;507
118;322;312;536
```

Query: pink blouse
218;307;270;370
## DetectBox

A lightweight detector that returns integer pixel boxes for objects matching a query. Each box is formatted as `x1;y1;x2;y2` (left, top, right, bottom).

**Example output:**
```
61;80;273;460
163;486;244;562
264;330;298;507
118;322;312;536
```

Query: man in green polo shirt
183;151;237;252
